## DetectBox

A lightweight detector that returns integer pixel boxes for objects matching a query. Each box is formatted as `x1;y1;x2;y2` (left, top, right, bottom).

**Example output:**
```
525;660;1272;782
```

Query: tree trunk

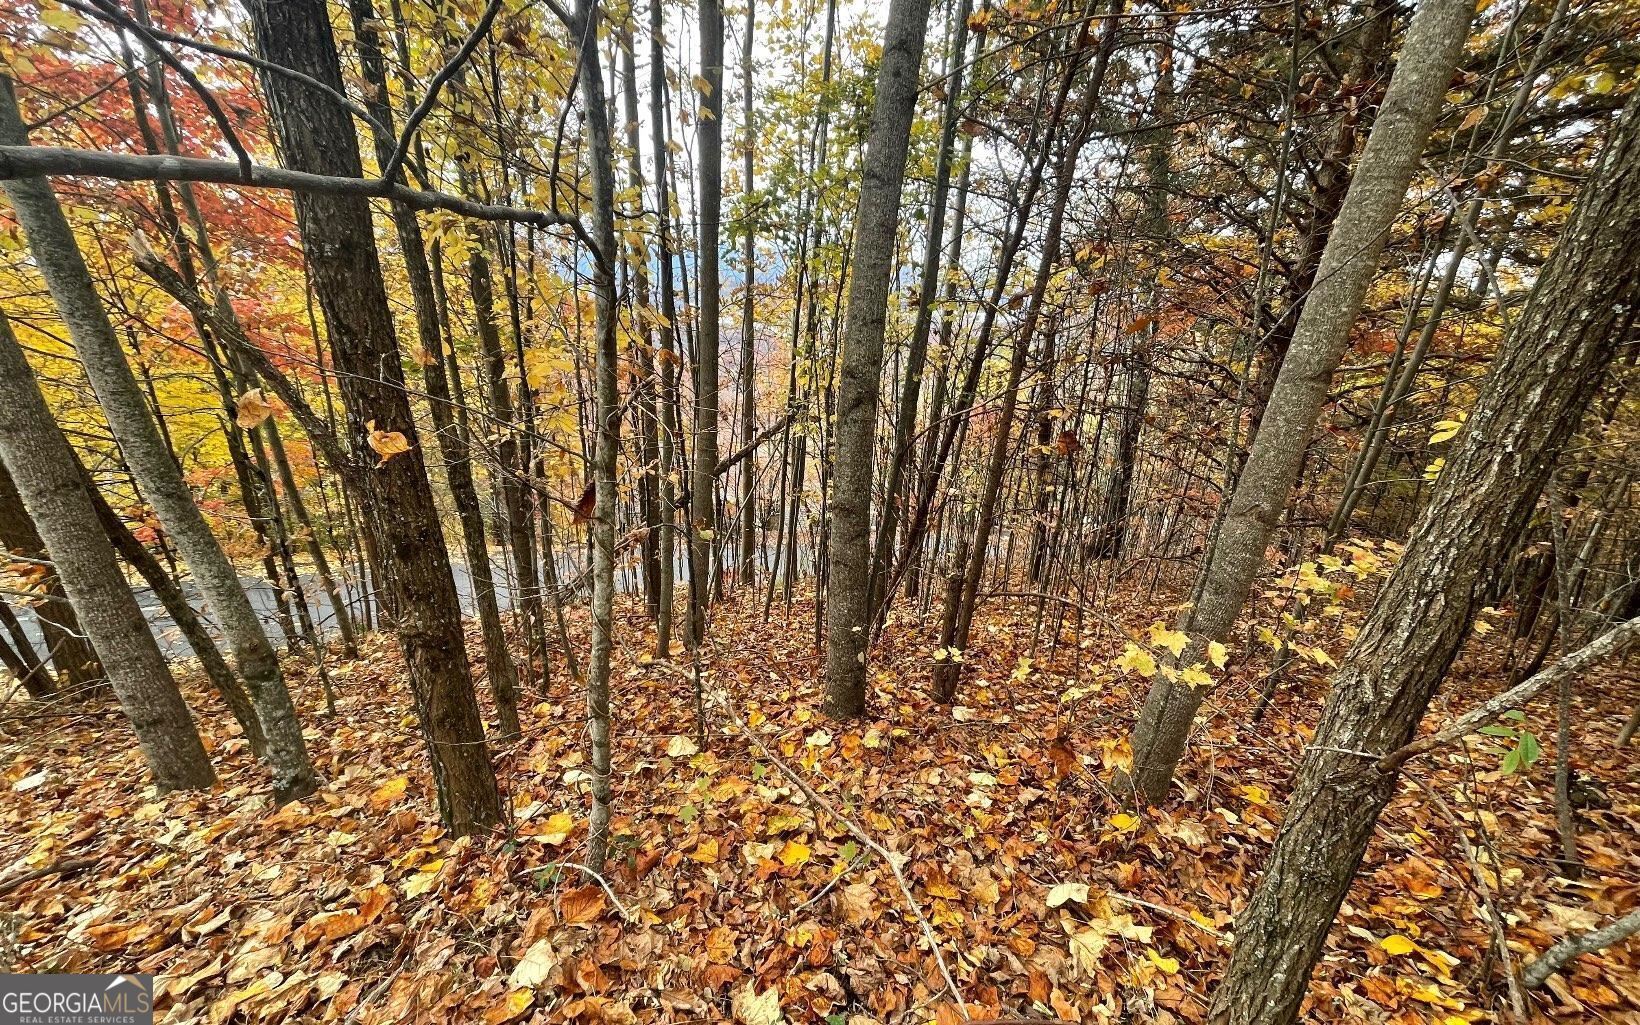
1209;84;1640;1025
688;0;726;647
933;4;1120;702
619;15;663;623
1126;0;1477;803
0;310;214;790
350;0;520;737
736;0;758;589
0;457;97;697
869;0;974;616
820;0;934;717
242;0;501;834
0;74;314;802
648;0;682;656
570;0;622;869
75;457;267;753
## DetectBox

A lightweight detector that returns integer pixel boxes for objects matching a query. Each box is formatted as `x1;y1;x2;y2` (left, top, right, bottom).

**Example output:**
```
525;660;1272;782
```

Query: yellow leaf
1147;624;1190;657
402;859;445;898
368;776;408;810
1379;934;1417;956
40;7;82;31
1180;664;1214;690
777;839;811;866
538;811;575;845
510;938;558;988
485;988;534;1025
666;735;699;757
732;983;782;1025
1146;948;1181;974
1115;643;1157;678
1108;813;1140;832
1068;928;1109;976
1430;417;1465;444
1206;640;1229;669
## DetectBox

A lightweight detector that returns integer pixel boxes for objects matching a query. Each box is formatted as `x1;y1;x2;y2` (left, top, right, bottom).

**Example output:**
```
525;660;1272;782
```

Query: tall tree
349;0;521;738
241;0;502;834
931;1;1122;704
0;74;315;802
690;0;726;644
568;0;623;869
0;309;214;791
736;0;758;587
869;0;974;615
1210;85;1640;1025
820;0;935;717
1125;0;1478;803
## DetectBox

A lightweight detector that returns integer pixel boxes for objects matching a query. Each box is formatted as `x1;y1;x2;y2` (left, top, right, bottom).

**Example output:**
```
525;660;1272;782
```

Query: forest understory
4;586;1635;1025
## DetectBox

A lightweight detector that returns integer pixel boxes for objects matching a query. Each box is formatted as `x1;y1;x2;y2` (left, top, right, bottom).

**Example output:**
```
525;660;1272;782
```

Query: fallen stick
0;856;95;898
1522;907;1640;990
704;681;972;1020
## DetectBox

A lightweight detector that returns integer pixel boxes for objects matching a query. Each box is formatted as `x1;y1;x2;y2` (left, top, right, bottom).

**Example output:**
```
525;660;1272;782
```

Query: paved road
11;543;813;661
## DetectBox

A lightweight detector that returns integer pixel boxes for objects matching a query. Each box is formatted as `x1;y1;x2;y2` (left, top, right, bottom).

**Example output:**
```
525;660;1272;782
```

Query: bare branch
0;145;586;237
56;0;389;141
1377;616;1640;774
382;0;503;185
72;0;254;180
1522;907;1640;989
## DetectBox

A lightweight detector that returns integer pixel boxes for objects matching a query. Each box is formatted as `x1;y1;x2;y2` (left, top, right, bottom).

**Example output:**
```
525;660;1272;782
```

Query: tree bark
0;457;97;697
1126;0;1477;803
570;0;622;870
242;0;501;834
1209;85;1640;1025
689;0;726;646
869;0;974;616
1523;907;1640;990
350;0;520;737
820;0;934;717
0;74;314;802
0;310;214;791
736;0;759;589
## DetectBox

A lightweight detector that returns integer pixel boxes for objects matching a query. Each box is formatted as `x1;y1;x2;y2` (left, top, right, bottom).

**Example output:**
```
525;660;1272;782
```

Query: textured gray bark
736;0;758;588
1522;907;1640;989
0;75;314;802
869;0;973;615
1126;0;1478;803
243;0;501;834
78;460;267;753
349;0;520;738
0;457;99;696
648;0;681;655
1209;85;1640;1025
571;0;621;869
689;0;725;645
820;0;934;717
0;310;214;791
932;2;1120;703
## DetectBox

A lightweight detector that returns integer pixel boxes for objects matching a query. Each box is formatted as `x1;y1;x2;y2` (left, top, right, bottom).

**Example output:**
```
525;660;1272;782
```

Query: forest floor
2;585;1637;1025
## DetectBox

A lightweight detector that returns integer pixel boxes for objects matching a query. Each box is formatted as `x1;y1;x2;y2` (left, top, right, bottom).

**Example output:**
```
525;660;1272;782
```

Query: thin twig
705;682;972;1020
521;862;637;923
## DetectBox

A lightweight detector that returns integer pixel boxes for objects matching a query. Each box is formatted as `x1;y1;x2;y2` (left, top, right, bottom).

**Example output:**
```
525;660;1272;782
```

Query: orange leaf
366;420;413;466
559;883;606;924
